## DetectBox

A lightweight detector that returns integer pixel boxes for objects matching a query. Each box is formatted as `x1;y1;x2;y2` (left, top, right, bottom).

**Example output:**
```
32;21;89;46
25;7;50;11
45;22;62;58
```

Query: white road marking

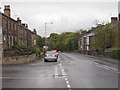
59;63;62;66
58;62;71;88
54;66;59;78
94;62;98;65
65;78;68;81
96;64;110;70
66;81;69;84
107;67;118;71
93;62;118;72
90;62;93;64
1;77;42;79
67;84;71;88
59;63;66;76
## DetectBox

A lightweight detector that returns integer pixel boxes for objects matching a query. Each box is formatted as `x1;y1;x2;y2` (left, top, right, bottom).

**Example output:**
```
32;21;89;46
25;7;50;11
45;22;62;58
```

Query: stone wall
0;44;3;61
0;54;37;65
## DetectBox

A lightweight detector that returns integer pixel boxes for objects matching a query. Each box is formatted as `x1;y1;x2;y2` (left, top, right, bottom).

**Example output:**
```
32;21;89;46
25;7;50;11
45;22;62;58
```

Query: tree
36;35;45;48
47;32;80;52
92;23;116;54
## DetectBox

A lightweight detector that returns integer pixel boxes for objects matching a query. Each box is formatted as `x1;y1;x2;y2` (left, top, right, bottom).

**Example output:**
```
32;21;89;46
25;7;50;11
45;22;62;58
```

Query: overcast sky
0;0;119;37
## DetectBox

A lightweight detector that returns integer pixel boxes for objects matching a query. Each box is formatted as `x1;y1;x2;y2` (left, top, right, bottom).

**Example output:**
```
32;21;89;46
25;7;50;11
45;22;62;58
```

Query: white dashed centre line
59;62;71;89
66;81;69;84
67;84;71;88
65;78;68;81
54;66;59;78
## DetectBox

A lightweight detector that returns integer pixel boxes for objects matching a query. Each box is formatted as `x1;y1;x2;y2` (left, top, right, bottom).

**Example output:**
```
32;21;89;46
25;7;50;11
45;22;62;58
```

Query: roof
82;32;95;38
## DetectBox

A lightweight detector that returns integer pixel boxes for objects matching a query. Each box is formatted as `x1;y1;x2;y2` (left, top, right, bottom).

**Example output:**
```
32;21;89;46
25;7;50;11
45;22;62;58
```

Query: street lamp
44;22;53;47
43;22;53;56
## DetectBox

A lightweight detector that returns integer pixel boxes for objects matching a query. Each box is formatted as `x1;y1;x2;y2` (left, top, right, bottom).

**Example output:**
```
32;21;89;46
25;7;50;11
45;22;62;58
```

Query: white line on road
65;78;68;81
66;81;69;84
107;66;118;71
93;62;118;71
54;66;59;78
59;62;71;89
1;77;42;79
67;84;71;88
93;62;98;65
59;63;67;76
96;64;110;70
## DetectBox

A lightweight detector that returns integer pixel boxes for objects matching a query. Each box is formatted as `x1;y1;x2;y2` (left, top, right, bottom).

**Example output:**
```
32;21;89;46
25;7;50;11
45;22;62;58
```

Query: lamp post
43;22;53;55
44;22;53;47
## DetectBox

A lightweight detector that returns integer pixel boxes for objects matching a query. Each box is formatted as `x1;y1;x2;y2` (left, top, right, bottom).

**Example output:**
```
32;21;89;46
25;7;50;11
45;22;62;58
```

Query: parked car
44;51;58;62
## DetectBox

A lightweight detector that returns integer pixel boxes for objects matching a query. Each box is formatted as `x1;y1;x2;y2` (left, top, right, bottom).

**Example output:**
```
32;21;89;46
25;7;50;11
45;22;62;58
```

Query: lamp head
51;22;53;24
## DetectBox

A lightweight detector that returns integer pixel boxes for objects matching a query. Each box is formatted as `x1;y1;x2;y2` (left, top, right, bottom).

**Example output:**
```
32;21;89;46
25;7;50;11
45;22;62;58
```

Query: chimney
118;1;120;21
25;24;28;28
22;23;26;27
4;5;11;17
111;17;117;24
17;17;21;23
118;13;120;21
33;29;37;34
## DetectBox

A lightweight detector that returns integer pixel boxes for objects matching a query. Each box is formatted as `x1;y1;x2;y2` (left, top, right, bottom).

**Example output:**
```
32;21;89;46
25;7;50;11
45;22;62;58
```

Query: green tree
36;35;45;48
92;23;116;54
47;32;80;52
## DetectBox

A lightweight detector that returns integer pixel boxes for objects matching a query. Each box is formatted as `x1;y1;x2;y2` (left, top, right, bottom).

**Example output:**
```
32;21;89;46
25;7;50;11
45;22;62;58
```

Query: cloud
1;0;119;2
1;2;118;37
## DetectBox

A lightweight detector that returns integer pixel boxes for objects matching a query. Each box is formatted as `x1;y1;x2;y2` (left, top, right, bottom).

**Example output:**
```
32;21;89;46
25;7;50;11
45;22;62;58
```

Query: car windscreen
46;51;55;54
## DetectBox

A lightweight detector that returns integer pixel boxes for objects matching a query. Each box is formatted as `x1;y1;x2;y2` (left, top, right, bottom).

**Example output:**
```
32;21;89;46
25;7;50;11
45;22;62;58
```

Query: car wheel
44;59;47;62
55;59;57;62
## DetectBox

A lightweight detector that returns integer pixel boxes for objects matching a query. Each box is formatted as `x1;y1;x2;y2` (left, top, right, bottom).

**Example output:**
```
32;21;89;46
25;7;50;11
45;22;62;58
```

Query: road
2;53;119;89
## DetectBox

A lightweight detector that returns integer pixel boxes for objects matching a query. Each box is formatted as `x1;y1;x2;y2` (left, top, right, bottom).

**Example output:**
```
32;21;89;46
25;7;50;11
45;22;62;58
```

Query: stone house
78;31;95;54
78;17;119;55
0;5;37;51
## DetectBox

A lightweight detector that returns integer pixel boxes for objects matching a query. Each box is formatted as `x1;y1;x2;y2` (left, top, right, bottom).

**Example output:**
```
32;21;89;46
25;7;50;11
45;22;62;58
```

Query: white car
51;50;59;58
44;51;57;62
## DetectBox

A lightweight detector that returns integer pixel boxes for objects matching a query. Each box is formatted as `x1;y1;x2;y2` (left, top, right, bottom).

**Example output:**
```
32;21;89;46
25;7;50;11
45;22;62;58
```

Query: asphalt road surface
2;53;119;89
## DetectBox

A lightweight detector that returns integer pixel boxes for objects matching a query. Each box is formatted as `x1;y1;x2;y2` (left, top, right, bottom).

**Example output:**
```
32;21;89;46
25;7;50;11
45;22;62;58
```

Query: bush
31;46;41;54
110;48;120;59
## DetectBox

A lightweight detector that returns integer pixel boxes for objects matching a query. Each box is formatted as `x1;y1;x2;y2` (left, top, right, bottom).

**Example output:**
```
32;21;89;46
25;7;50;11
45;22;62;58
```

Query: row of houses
78;16;119;55
0;5;37;51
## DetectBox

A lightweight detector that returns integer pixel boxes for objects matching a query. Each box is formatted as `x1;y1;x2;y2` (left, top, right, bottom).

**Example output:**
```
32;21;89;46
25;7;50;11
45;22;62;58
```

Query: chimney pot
4;5;11;17
111;17;117;23
25;24;28;28
17;17;21;23
22;23;26;27
33;29;37;34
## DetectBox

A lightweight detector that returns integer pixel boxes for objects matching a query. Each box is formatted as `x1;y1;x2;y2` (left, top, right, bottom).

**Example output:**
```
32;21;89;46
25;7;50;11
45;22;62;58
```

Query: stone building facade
0;5;37;50
78;17;119;54
78;31;95;54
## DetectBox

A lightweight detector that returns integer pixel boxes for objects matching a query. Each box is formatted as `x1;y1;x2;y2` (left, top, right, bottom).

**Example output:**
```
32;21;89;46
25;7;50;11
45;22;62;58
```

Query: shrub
31;46;41;54
110;48;120;59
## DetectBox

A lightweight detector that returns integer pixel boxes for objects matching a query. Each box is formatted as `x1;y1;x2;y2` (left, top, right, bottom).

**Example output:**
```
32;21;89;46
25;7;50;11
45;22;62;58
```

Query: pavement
84;54;118;64
1;53;119;89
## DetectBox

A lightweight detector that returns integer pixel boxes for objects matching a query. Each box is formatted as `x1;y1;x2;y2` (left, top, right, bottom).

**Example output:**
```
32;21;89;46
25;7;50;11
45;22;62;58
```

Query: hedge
110;48;120;59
